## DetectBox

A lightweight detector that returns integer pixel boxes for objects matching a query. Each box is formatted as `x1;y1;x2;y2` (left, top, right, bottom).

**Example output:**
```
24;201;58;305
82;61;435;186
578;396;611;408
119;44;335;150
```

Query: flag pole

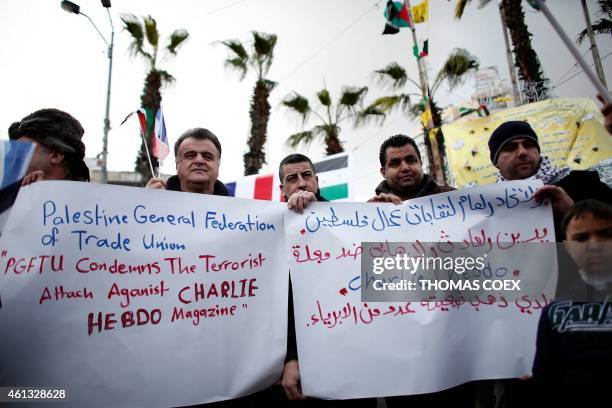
528;0;610;102
404;0;444;184
140;130;156;179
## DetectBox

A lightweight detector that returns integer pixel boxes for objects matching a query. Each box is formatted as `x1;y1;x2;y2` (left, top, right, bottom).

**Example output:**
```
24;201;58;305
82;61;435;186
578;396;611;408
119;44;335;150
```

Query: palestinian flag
121;107;157;141
314;153;350;201
226;152;351;202
382;0;410;35
0;140;35;234
419;39;429;57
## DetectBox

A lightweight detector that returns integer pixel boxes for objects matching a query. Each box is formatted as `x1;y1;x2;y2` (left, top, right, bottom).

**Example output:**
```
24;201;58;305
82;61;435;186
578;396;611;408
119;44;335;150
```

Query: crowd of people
6;103;612;407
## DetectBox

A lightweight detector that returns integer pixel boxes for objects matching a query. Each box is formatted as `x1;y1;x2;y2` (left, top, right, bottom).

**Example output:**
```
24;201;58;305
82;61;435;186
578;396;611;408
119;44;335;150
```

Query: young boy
532;199;612;405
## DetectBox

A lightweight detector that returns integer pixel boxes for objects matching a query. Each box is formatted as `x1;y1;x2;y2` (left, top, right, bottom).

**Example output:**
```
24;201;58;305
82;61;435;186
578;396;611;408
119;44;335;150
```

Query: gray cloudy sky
1;0;610;199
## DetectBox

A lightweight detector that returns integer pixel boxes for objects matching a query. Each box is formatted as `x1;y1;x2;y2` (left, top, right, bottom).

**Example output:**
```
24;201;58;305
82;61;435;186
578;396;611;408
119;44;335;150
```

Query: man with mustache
488;121;611;407
489;121;611;209
146;127;229;196
368;134;455;204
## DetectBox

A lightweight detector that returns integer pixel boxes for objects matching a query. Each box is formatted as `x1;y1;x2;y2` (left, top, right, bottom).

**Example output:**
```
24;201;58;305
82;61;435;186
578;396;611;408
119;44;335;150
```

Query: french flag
121;107;169;162
153;107;170;161
225;153;351;202
0;140;36;233
226;173;282;201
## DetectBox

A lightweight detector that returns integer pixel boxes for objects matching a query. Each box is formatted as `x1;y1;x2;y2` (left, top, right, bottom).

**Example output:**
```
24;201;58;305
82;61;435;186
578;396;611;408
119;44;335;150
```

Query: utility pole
61;0;114;184
101;7;114;185
498;1;522;106
404;0;444;184
581;0;607;88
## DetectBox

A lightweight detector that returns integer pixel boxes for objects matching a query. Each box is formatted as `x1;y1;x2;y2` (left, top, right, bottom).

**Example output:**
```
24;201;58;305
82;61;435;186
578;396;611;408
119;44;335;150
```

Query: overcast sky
1;0;610;199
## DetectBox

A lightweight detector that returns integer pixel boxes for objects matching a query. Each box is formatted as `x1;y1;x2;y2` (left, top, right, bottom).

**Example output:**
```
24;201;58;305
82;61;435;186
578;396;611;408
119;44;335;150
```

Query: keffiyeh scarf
496;155;572;184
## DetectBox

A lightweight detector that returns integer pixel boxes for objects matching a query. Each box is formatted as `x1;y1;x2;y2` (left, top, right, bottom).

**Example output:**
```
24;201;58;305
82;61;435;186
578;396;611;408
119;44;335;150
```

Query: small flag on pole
153;107;170;161
382;0;411;35
419;39;429;57
120;107;156;177
135;108;154;140
412;0;429;23
121;107;153;138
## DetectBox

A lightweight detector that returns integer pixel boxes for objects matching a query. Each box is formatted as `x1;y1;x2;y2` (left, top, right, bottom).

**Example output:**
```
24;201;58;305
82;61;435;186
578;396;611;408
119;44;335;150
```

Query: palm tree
577;0;611;44
282;87;371;156
219;32;277;175
363;48;479;182
121;14;189;180
454;0;548;101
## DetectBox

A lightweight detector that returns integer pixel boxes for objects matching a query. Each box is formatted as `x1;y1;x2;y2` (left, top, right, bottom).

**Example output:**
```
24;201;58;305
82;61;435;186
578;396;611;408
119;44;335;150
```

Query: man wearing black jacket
146;127;229;196
489;121;611;210
488;121;612;407
277;153;326;401
368;134;455;204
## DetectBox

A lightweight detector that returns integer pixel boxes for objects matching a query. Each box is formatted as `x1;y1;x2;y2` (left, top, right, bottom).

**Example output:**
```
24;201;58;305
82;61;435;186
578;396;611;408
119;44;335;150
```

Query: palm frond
434;48;479;91
224;57;248;80
286;131;315;149
220;40;248;60
167;29;189;55
577;18;611;45
251;31;277;78
252;31;277;56
355;105;387;127
282;93;311;122
218;40;248;79
316;89;331;107
454;0;472;19
158;69;176;86
339;86;368;107
369;94;412;113
336;86;368;120
143;15;159;48
120;14;150;59
373;62;407;90
263;79;277;92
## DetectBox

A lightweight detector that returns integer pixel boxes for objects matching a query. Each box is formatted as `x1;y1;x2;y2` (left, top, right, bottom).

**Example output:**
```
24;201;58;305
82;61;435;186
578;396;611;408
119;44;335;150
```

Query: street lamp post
61;0;114;184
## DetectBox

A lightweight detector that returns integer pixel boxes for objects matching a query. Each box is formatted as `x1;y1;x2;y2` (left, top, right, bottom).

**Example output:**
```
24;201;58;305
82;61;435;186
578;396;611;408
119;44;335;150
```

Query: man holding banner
278;153;323;401
278;154;376;407
279;153;328;213
146;127;230;196
8;108;90;184
488;121;611;406
366;136;475;408
489;121;611;208
368;134;454;204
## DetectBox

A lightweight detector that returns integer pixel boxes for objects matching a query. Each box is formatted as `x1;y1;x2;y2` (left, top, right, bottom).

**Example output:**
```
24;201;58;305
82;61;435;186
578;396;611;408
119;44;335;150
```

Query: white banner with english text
285;180;556;399
0;181;289;407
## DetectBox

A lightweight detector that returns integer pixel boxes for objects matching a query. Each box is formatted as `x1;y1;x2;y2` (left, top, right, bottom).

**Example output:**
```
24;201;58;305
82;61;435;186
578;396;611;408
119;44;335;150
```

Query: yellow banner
441;98;612;188
412;0;428;24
